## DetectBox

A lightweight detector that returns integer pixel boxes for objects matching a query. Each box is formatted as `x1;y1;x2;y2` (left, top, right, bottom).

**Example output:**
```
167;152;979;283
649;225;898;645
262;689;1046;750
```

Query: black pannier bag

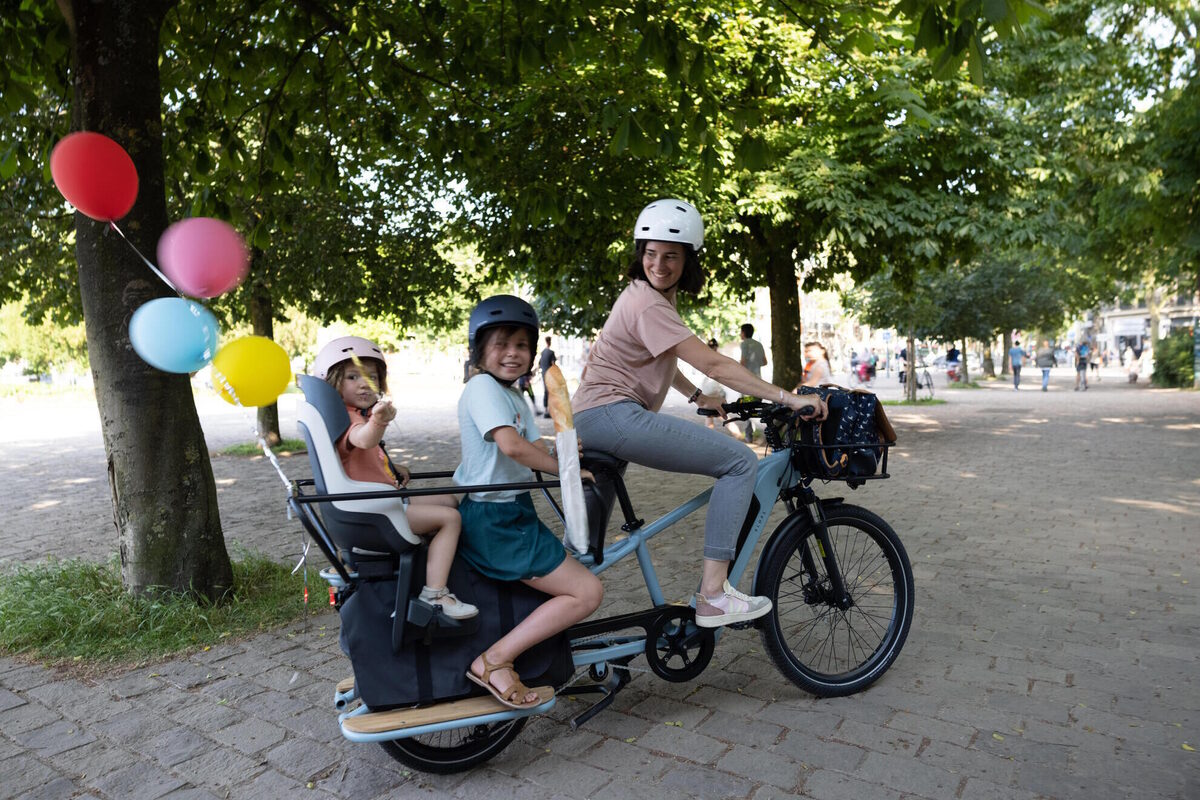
794;386;897;486
338;557;573;710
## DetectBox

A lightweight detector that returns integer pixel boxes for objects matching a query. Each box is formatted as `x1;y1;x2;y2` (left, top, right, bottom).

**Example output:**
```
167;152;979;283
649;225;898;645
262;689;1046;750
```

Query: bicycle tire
921;369;934;400
757;505;914;697
379;718;527;774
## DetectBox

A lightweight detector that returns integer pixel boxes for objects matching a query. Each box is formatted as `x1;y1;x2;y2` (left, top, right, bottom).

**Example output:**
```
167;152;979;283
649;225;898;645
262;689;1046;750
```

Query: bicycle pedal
726;620;756;631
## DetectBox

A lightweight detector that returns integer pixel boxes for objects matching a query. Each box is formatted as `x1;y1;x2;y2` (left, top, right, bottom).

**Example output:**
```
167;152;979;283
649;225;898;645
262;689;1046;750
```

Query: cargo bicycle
289;377;914;773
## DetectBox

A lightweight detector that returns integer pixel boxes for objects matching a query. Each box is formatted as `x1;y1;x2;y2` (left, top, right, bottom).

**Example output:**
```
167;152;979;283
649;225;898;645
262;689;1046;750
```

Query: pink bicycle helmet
312;336;386;382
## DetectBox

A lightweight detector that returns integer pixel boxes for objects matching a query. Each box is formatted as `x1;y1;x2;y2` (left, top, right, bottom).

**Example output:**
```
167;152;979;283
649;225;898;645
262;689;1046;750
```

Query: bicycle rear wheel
921;370;934;399
379;718;526;774
757;505;914;697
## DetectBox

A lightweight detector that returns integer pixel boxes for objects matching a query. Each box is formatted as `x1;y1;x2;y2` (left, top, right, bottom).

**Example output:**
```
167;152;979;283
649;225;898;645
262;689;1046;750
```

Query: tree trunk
66;0;233;600
959;337;969;383
763;238;804;391
1195;274;1200;390
1001;331;1012;375
248;272;281;445
1146;285;1161;345
905;331;917;402
982;339;996;378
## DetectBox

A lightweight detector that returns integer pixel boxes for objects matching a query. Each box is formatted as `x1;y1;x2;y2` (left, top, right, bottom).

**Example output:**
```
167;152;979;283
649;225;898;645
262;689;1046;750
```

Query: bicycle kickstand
560;658;633;730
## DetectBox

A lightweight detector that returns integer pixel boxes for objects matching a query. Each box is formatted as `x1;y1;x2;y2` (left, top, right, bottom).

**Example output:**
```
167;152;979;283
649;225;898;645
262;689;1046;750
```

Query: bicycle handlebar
696;399;815;420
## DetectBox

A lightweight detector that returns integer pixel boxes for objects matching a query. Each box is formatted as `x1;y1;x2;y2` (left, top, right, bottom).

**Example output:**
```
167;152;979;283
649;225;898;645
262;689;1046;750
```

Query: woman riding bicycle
572;199;826;628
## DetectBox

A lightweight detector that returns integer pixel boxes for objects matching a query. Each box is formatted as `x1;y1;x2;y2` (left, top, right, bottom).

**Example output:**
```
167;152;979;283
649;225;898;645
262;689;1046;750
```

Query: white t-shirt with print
454;373;540;503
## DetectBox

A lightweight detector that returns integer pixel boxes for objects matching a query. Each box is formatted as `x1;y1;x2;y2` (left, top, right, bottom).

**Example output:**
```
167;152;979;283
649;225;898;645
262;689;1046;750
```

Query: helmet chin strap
478;368;518;387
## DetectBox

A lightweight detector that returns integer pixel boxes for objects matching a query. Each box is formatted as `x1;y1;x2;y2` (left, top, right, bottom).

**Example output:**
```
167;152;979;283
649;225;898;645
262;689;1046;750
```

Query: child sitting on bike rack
455;296;604;709
314;336;478;620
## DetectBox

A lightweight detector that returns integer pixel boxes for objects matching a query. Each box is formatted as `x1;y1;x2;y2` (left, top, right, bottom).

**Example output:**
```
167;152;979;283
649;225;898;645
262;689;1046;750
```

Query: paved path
1;367;1198;799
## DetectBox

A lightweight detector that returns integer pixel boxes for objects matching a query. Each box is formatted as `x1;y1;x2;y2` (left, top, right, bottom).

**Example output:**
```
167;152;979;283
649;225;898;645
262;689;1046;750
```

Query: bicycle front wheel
758;505;914;697
922;370;934;399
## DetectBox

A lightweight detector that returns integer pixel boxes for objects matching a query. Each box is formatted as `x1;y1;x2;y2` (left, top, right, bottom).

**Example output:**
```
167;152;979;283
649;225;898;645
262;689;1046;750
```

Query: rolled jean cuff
703;545;736;561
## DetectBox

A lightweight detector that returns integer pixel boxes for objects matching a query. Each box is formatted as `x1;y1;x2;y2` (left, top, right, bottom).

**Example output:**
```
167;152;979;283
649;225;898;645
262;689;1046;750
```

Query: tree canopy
1;0;1185;596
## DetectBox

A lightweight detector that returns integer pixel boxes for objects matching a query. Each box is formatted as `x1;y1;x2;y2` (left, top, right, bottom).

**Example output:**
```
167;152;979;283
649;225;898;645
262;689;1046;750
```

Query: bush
1151;328;1196;388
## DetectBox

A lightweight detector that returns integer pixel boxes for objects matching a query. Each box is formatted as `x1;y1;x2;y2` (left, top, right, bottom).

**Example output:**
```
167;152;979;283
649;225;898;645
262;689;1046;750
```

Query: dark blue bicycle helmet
467;295;539;362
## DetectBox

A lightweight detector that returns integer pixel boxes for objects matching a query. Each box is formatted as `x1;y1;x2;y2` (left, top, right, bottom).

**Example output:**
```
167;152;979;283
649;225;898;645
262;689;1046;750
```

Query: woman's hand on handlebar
782;391;827;421
694;392;728;418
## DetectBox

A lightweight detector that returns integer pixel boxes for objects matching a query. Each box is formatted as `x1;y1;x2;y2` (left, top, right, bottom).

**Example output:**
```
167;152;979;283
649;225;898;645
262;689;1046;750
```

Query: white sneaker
419;586;479;620
694;580;772;628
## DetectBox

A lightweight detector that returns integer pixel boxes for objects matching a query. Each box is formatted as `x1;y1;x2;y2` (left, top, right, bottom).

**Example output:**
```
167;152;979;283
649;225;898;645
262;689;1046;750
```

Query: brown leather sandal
465;653;541;710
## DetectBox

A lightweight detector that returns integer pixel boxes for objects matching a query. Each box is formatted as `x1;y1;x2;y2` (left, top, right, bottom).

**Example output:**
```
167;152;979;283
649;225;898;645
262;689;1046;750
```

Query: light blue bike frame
567;447;795;669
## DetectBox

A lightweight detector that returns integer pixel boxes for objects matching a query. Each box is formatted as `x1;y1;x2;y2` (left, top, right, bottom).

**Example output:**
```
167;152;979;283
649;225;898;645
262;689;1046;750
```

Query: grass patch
0;382;95;402
218;437;307;457
0;552;313;667
945;380;983;389
882;398;948;406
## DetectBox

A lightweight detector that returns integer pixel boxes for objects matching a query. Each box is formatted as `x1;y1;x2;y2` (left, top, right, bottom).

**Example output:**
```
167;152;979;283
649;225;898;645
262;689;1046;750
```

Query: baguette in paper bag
541;365;588;554
543;364;574;432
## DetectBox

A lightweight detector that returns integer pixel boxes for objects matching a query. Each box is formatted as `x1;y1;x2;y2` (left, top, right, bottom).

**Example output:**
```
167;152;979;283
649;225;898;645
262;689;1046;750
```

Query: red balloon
49;132;139;221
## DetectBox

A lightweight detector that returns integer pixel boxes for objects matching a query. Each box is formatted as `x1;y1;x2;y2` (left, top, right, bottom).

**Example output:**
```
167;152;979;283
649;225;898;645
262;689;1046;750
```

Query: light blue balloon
129;298;220;373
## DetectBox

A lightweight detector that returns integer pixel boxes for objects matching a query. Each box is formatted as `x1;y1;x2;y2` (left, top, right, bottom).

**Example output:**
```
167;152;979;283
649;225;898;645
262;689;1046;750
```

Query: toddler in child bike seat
454;296;603;709
314;336;477;620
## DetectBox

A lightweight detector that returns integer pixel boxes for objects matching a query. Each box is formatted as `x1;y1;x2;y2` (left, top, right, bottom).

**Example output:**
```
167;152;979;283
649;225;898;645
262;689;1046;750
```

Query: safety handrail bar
290;479;561;505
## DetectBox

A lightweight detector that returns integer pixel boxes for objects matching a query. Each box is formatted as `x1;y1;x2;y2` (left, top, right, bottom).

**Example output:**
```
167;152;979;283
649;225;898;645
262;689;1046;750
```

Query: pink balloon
157;218;250;298
49;132;139;221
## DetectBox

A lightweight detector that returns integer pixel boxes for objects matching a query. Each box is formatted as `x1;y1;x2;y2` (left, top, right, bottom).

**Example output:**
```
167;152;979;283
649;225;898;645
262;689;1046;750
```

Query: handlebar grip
797;404;816;416
697;408;720;417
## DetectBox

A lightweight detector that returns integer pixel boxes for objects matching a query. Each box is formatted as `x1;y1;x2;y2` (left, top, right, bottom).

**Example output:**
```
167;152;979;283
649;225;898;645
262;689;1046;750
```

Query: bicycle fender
750;499;845;598
751;511;809;599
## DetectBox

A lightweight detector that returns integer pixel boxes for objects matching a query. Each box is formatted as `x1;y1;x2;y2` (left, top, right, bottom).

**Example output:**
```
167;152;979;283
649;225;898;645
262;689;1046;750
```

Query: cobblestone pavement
1;367;1198;799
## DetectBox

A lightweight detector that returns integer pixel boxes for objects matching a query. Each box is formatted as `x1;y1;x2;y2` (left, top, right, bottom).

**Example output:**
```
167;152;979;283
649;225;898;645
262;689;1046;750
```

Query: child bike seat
296;374;421;564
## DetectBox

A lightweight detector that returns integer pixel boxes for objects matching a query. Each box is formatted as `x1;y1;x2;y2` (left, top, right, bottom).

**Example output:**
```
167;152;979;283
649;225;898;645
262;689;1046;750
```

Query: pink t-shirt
572;280;695;413
336;405;398;487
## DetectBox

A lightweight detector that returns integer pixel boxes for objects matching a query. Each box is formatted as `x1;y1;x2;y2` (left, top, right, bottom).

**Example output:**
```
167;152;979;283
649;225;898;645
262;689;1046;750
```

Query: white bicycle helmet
312;336;386;381
633;198;704;251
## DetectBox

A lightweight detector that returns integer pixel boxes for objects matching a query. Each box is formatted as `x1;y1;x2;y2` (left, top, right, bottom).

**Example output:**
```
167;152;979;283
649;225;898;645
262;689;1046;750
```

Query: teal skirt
458;493;566;582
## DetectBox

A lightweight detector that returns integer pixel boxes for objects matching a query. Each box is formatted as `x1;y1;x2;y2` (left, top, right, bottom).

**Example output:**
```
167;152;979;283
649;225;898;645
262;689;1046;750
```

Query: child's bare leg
470;558;603;703
406;506;475;618
411;493;459;509
405;505;460;590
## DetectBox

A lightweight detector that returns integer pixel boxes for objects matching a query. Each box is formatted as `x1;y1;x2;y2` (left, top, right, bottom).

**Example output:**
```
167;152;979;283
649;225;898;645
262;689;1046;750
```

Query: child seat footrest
341;686;554;734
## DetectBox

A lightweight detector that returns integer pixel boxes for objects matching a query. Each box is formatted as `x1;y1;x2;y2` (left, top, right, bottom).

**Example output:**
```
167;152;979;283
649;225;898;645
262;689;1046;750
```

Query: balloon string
108;220;183;295
211;365;293;495
213;363;308;621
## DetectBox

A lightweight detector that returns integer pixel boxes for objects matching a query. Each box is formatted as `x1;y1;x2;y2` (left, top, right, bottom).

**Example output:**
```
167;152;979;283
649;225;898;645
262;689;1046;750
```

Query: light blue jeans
1041;368;1051;390
574;401;758;561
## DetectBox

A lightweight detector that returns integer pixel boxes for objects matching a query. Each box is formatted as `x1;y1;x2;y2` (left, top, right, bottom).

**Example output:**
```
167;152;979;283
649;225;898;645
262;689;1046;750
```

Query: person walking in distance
537;336;557;417
1035;339;1056;392
1074;339;1090;391
1036;338;1056;391
738;324;767;442
1008;339;1026;390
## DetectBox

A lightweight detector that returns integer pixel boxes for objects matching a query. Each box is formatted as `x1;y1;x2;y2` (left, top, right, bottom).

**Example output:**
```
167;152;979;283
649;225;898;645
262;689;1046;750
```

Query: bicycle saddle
580;449;627;474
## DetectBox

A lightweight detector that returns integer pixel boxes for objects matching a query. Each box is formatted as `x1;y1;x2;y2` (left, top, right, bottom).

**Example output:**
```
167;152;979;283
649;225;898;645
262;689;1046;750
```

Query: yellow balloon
211;335;291;407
